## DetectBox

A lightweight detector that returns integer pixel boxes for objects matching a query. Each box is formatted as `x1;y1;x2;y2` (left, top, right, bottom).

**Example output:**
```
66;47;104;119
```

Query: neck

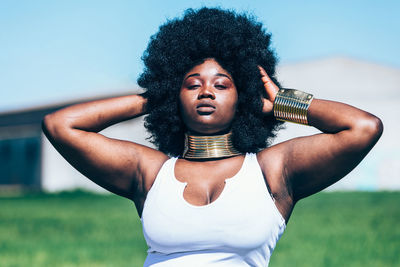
183;131;242;159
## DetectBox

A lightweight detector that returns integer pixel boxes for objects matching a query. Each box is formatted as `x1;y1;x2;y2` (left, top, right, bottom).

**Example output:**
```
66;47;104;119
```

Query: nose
198;85;215;100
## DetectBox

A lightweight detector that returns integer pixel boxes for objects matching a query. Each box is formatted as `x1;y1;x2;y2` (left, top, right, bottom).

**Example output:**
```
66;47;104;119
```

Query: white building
274;56;400;190
1;57;398;192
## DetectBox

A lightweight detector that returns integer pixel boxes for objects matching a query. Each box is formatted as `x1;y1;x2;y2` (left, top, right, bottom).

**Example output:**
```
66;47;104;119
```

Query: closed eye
215;85;227;89
187;85;200;89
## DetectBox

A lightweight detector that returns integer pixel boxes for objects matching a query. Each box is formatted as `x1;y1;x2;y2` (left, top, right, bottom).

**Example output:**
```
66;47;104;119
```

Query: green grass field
1;191;399;267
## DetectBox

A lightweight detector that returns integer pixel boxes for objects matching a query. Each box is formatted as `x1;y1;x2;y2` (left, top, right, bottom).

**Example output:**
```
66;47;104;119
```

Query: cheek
179;93;192;112
230;96;239;119
179;94;196;123
216;96;238;124
225;93;238;113
179;90;188;108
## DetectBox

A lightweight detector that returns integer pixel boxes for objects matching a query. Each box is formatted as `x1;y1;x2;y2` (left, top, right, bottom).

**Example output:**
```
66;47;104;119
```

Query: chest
142;166;283;254
174;156;245;206
141;154;286;257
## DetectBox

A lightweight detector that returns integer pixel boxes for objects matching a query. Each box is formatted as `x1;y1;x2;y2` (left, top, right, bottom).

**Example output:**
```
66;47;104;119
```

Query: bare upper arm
259;118;382;205
42;116;169;201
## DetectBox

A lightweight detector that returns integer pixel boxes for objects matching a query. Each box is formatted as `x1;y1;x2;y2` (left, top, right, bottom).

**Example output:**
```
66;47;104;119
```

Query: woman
42;7;383;266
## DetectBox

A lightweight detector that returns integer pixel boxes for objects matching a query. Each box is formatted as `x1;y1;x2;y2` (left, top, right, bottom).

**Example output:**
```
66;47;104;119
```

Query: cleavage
174;155;245;206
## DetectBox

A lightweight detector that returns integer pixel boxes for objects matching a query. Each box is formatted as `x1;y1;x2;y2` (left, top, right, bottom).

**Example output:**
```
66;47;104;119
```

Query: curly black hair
138;7;284;157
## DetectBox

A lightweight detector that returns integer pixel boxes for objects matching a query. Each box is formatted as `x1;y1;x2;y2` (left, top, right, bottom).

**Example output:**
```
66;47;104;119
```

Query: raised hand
258;65;279;114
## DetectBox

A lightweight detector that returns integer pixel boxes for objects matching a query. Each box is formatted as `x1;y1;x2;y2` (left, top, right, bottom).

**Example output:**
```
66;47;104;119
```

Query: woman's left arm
258;66;383;203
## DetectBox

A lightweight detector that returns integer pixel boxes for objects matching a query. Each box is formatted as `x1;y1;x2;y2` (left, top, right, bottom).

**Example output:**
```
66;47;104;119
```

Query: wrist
136;93;148;115
273;88;313;125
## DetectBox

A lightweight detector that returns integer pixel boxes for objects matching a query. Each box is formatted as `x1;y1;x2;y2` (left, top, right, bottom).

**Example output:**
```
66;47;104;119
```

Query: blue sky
1;0;399;112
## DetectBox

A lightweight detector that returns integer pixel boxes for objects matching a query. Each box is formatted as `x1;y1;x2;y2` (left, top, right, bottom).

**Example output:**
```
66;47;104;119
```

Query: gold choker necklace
183;131;242;159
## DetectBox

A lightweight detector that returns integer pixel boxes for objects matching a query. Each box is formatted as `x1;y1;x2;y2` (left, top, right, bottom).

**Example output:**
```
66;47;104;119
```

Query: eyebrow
184;73;232;81
184;73;200;80
216;73;232;81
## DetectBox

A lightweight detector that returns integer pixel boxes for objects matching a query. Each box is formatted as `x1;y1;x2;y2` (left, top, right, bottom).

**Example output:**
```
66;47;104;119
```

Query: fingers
257;65;278;102
258;65;271;84
258;65;276;85
262;99;274;114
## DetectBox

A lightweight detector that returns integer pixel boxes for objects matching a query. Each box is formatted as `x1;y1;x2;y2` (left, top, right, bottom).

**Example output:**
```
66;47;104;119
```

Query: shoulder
133;144;170;194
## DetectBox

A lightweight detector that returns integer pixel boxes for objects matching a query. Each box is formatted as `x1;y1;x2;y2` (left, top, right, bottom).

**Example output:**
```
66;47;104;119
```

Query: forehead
184;58;232;78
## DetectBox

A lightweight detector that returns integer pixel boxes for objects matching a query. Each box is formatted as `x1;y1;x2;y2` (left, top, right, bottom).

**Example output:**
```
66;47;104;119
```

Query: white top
141;153;286;267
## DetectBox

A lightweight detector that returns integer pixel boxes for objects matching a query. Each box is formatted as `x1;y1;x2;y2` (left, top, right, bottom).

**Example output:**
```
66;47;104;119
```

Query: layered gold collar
182;131;241;159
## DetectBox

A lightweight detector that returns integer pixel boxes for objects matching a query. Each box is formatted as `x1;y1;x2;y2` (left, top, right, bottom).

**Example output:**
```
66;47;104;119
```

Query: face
179;58;238;135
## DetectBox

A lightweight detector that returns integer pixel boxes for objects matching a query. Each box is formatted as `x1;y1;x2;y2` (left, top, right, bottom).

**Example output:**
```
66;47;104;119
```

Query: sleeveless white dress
141;153;286;266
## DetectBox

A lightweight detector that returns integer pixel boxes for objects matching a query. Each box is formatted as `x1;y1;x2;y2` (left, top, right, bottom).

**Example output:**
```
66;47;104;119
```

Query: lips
196;102;215;114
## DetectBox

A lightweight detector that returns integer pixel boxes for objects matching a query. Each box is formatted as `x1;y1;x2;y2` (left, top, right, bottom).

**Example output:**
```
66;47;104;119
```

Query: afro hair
138;7;284;157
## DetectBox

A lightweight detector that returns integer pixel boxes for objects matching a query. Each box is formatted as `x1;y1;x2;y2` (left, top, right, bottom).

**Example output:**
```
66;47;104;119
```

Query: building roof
277;56;400;102
0;91;136;128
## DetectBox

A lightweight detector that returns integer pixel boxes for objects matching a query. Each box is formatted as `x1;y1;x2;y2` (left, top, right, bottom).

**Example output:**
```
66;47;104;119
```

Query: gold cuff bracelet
273;88;313;125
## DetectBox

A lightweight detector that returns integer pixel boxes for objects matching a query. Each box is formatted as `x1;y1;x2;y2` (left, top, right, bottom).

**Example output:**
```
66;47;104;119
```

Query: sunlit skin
42;57;383;222
179;58;238;135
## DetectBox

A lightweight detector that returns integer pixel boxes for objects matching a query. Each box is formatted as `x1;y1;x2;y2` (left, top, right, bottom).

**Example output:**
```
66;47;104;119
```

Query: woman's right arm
42;94;169;202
